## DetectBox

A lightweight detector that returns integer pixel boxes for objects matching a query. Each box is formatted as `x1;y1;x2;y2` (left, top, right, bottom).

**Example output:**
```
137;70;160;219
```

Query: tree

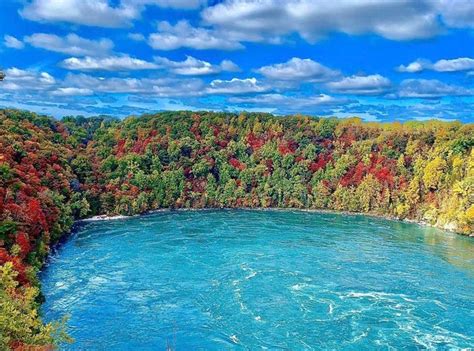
423;157;447;190
0;262;71;349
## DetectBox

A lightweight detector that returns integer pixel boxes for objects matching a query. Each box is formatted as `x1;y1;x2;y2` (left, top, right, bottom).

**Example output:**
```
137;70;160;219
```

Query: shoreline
76;207;473;237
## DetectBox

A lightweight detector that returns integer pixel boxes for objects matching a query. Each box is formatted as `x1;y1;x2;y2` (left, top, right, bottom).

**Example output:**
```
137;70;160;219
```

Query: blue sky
0;0;473;122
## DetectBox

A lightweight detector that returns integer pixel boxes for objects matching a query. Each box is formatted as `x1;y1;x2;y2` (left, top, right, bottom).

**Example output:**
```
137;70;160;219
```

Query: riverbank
76;206;473;237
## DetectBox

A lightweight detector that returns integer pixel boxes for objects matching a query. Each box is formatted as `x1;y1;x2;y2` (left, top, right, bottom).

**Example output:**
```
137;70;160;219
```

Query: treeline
0;109;473;349
72;111;473;233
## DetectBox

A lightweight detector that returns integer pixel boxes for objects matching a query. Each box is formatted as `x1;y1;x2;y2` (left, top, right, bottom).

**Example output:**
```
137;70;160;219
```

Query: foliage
0;110;77;349
65;110;472;236
0;108;472;348
0;263;71;350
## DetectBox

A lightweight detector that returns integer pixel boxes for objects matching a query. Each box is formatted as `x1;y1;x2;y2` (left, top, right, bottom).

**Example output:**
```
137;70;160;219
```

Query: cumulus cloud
0;68;56;91
20;0;210;28
207;77;268;94
397;59;428;73
0;66;262;98
18;0;474;39
24;33;113;56
395;79;474;98
435;0;474;28
327;75;392;95
63;73;206;96
60;55;159;71
0;65;207;98
4;35;24;49
256;58;339;82
62;73;270;97
432;58;474;72
21;0;139;28
51;87;94;96
398;57;474;72
148;21;243;50
61;73;265;97
125;0;207;9
202;0;442;43
154;56;239;75
62;74;151;94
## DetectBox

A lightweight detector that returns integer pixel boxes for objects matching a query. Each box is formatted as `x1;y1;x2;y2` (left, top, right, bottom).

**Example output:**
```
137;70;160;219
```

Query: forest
0;108;473;349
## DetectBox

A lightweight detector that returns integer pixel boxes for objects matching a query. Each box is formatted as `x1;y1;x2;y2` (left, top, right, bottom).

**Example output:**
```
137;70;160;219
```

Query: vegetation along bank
0;109;472;349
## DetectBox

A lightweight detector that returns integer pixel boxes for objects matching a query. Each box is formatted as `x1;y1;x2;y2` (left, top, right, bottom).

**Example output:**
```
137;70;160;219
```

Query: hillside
0;109;473;349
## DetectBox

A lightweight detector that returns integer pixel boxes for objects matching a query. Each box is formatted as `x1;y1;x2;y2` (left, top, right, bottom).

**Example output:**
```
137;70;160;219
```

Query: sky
0;0;473;122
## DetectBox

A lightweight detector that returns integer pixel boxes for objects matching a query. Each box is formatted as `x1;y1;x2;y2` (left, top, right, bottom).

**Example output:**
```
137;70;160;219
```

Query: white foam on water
291;283;308;291
344;291;414;301
246;271;257;279
82;214;130;221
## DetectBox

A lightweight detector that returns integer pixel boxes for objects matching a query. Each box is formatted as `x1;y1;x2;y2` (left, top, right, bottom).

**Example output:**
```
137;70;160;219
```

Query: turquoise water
41;210;474;350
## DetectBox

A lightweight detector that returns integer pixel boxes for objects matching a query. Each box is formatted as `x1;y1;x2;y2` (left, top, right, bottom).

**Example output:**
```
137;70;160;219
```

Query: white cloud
256;58;339;82
125;0;207;9
432;57;474;72
202;0;441;43
397;59;427;73
24;33;113;56
398;57;474;73
0;68;56;91
227;93;355;115
207;77;268;94
396;79;474;98
21;0;139;28
60;54;240;74
63;73;205;96
128;33;146;41
1;66;207;97
63;74;151;94
1;66;262;98
220;60;240;72
51;87;94;96
61;55;159;71
435;0;474;28
60;73;265;96
18;0;474;38
152;80;206;96
154;55;239;75
229;93;343;107
327;75;391;95
148;21;243;50
20;0;210;28
4;35;24;49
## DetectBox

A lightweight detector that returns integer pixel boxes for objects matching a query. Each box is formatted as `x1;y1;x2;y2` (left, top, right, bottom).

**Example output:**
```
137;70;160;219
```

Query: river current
41;210;474;350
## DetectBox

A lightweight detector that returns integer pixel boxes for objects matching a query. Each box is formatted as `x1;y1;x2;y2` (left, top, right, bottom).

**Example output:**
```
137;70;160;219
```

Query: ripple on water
41;210;474;350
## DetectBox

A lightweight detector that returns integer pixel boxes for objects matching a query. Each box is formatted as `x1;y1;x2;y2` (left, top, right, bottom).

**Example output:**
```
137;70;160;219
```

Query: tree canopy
0;108;472;349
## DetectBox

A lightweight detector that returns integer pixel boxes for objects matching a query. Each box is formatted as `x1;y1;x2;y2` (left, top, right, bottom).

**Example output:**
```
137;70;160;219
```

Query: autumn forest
0;109;473;349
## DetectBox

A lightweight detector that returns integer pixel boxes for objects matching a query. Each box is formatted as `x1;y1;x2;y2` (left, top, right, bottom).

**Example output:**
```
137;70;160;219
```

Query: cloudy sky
0;0;473;122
